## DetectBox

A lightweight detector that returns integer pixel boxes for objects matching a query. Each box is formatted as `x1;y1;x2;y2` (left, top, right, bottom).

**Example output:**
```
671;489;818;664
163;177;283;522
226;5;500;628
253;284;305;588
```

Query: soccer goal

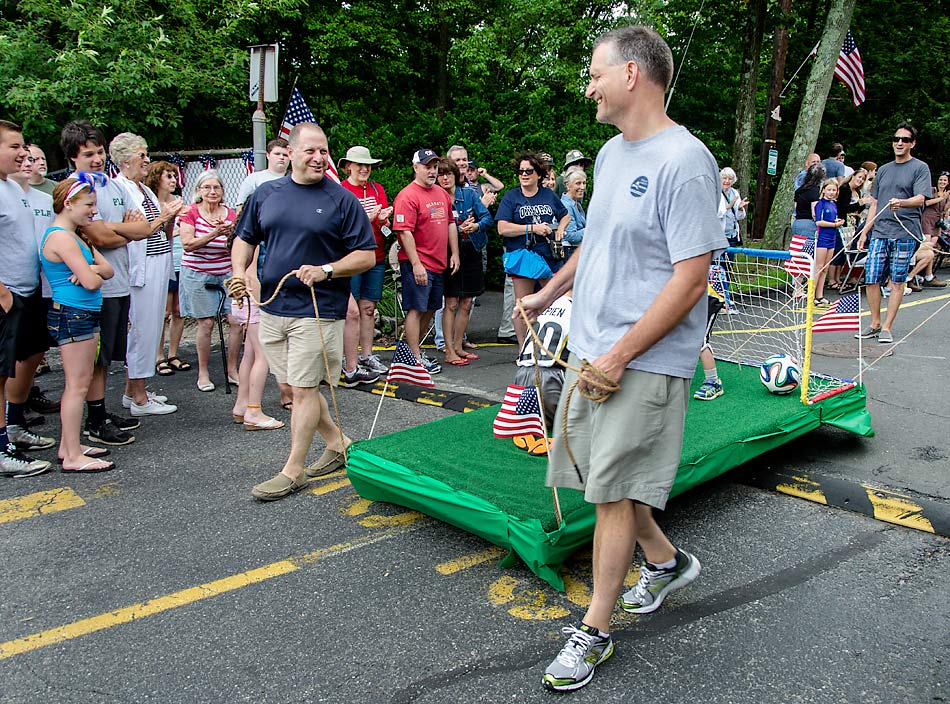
708;246;859;404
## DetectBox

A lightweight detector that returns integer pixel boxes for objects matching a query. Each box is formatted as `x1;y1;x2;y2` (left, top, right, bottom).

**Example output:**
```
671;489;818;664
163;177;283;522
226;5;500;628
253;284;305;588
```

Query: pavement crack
389;528;887;703
866;394;950;419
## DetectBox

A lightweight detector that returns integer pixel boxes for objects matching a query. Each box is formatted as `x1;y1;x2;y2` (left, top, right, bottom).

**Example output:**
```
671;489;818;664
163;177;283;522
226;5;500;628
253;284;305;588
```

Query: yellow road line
0;488;86;525
435;546;507;575
305;477;351;496
0;524;424;660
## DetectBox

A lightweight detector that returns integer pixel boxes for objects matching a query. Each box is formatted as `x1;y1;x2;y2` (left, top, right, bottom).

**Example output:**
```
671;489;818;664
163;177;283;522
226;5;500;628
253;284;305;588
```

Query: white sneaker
358;354;389;374
130;398;178;416
122;392;168;409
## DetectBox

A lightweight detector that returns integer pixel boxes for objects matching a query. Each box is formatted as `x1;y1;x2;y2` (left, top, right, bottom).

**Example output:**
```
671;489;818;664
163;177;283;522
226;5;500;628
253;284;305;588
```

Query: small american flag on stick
493;385;544;438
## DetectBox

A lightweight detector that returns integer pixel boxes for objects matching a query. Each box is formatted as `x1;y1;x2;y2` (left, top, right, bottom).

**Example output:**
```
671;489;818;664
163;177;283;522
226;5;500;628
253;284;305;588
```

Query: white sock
704;368;719;384
651;556;677;570
925;274;934;281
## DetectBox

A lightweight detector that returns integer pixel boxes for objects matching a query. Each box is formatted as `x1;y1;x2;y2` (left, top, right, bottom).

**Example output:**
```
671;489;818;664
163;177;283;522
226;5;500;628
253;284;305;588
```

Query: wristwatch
321;264;334;280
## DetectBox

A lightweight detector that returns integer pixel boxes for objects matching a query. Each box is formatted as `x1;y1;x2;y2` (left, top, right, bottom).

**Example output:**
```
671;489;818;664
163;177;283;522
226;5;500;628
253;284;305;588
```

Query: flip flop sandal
244;417;285;431
57;447;112;464
156;360;175;376
460;351;480;360
446;358;470;366
232;414;245;424
462;341;479;350
281;400;293;411
61;459;116;473
167;356;191;371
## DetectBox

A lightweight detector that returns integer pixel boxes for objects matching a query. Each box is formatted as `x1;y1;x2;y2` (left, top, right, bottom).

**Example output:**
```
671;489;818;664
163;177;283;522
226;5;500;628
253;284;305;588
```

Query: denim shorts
351;262;386;302
864;238;916;285
399;260;443;312
47;303;100;346
179;267;229;319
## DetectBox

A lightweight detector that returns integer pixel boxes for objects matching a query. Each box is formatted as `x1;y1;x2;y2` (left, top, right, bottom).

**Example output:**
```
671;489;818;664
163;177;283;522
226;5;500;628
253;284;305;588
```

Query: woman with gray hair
178;169;236;391
719;167;747;249
560;169;587;262
111;132;183;416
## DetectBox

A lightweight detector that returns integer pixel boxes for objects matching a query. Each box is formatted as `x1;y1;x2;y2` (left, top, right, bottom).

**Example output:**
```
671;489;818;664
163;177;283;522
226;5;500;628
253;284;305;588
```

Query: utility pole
752;0;793;240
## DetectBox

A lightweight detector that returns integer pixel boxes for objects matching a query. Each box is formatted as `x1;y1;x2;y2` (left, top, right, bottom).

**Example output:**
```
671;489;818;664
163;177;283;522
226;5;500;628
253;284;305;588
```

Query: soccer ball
760;353;801;395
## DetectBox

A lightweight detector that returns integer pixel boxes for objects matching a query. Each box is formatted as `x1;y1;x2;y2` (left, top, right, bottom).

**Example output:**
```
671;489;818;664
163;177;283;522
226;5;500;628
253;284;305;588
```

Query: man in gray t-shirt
856;123;931;343
522;27;724;694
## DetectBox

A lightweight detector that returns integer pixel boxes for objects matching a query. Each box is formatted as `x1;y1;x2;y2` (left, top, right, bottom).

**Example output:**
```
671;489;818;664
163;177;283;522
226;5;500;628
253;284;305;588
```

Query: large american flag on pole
835;31;866;107
784;234;816;278
385;340;435;388
811;292;861;332
277;88;340;183
493;385;545;438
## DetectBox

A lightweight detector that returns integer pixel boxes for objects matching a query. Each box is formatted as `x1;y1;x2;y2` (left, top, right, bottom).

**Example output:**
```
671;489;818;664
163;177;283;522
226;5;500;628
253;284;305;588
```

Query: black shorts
0;294;22;378
98;295;130;367
16;291;53;361
704;295;724;346
443;240;485;299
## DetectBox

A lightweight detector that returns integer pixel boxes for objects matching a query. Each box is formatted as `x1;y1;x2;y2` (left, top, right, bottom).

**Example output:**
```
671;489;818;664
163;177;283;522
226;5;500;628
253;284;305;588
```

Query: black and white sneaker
619;549;701;614
0;444;51;478
107;412;140;432
420;354;442;375
7;424;56;451
340;366;380;388
84;418;136;446
28;385;60;414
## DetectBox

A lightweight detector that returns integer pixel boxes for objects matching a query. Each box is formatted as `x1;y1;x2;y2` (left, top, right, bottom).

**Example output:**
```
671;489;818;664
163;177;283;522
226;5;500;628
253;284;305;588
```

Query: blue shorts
168;269;180;293
47;303;100;346
792;219;817;239
399;260;443;312
864;238;915;285
351;262;386;303
817;228;837;250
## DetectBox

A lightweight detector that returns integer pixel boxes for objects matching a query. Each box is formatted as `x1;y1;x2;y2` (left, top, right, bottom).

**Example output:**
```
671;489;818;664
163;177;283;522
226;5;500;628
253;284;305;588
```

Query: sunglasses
892;136;914;144
517;168;535;175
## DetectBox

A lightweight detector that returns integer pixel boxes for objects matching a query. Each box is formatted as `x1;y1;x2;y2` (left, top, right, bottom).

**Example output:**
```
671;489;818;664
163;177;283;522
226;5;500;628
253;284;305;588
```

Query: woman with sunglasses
178;170;236;391
496;152;570;349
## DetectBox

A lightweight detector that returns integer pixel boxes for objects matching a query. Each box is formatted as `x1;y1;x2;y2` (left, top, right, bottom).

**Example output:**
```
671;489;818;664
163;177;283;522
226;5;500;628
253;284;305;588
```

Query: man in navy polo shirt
232;122;376;501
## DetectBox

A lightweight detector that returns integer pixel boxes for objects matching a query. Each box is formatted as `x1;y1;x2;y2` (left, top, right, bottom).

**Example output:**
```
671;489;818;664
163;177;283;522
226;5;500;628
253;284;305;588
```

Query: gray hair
446;144;467;159
109;132;148;166
720;167;737;182
563;169;587;187
594;25;674;91
192;169;224;204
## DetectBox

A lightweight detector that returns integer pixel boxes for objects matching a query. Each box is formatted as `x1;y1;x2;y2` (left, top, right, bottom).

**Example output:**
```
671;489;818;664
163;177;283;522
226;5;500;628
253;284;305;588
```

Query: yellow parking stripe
0;488;86;525
435;546;507;575
863;486;935;533
0;524;425;660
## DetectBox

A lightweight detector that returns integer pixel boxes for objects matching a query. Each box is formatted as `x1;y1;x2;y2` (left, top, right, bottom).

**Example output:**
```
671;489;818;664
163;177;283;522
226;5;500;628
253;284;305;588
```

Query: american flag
493;385;545;438
241;149;255;176
198;154;217;171
835;31;866;107
105;156;120;179
784;234;815;278
277;88;340;183
385;340;435;388
812;292;860;333
708;264;728;303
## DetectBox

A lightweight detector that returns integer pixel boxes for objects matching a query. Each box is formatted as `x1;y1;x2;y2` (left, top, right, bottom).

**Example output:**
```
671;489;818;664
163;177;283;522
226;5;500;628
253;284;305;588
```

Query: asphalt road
1;287;948;703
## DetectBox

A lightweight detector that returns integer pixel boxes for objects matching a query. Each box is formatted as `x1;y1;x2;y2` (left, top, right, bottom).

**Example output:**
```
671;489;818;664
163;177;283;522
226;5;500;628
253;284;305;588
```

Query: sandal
156;359;174;376
281;400;293;411
166;356;191;371
460;351;480;360
446;357;470;366
61;459;115;473
57;447;111;464
462;340;479;350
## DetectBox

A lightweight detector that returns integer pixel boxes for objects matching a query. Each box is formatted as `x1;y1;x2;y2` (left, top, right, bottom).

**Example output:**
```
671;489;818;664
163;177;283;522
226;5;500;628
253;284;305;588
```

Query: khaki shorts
258;311;344;388
547;353;689;508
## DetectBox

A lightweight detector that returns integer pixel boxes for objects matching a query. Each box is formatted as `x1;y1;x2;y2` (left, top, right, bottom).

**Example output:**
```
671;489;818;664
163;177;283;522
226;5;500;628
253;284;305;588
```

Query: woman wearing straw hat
338;146;394;385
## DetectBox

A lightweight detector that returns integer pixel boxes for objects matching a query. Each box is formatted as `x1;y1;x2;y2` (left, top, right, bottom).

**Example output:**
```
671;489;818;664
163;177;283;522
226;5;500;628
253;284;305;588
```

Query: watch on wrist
321;264;334;280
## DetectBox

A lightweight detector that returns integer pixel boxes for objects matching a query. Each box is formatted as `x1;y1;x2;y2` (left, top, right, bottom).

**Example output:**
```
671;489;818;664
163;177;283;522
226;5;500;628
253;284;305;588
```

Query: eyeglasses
199;184;223;191
517;168;535;175
892;136;914;144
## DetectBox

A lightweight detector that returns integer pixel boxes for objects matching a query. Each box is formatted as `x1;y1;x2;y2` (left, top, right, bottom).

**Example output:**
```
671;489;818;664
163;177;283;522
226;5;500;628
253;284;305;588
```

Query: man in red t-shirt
393;149;459;373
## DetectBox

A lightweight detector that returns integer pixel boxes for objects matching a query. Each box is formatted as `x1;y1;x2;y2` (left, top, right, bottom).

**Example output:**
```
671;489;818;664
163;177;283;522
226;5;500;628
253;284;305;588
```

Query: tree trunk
731;0;767;240
761;0;857;250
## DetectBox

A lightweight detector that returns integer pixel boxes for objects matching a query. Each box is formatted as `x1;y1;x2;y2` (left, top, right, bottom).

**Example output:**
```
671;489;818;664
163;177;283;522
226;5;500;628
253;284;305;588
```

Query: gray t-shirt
570;126;726;379
236;170;284;208
0;177;39;296
25;187;54;298
821;158;845;180
93;178;132;297
870;158;931;240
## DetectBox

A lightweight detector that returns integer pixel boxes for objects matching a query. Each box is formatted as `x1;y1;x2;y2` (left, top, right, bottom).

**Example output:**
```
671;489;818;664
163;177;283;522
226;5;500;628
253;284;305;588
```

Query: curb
743;469;950;537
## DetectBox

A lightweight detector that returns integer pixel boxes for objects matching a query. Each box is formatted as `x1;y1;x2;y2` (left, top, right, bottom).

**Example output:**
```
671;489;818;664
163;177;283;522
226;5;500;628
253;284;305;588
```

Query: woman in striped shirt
178;170;236;391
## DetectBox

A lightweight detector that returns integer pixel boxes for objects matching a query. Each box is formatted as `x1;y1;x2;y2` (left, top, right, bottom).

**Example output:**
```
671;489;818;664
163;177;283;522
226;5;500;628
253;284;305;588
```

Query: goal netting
708;247;858;404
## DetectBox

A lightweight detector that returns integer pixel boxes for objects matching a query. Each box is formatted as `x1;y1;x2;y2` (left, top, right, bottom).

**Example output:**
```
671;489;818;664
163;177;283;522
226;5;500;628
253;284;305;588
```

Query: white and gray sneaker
122;392;168;409
7;424;55;451
340;366;380;388
542;624;614;691
358;354;388;374
130;398;178;416
619;549;701;614
0;443;51;477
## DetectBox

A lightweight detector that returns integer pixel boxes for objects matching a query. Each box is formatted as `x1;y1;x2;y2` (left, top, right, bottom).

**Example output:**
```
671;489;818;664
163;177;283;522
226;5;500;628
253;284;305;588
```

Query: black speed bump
364;380;496;413
744;469;950;537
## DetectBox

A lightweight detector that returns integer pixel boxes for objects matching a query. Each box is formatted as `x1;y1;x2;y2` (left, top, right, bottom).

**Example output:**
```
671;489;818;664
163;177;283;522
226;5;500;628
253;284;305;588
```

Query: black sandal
156;359;175;376
167;356;191;371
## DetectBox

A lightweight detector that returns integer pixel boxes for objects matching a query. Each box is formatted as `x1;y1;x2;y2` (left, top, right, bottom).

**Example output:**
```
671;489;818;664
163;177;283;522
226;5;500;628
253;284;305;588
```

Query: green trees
1;0;947;246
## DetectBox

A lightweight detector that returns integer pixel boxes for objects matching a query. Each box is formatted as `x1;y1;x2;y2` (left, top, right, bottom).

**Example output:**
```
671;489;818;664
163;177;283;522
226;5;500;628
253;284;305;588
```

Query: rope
226;272;348;462
665;0;707;110
514;300;620;486
529;326;562;528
